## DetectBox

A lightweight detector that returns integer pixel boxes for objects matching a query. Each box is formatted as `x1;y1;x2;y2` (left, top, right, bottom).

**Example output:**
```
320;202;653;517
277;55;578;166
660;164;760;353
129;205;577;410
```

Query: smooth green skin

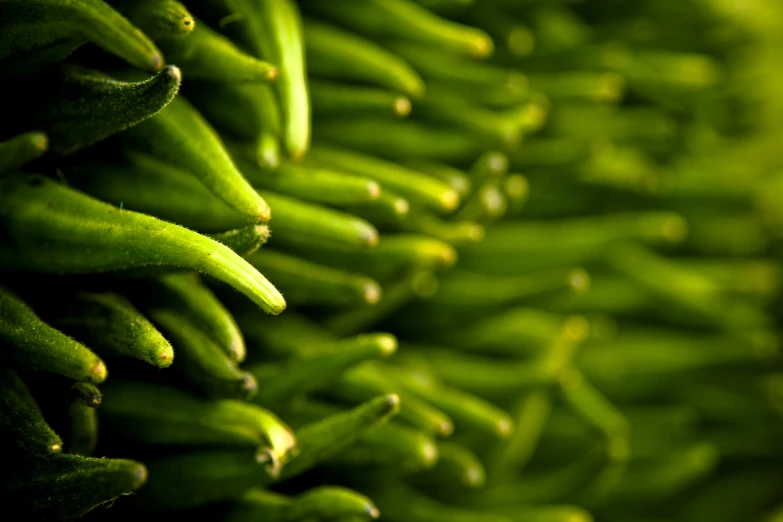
280;394;400;480
40;292;173;368
0;132;48;175
209;224;270;258
114;0;194;39
148;309;257;399
188;82;282;169
430;267;588;307
259;190;379;250
130;273;246;362
370;483;511;522
312;119;483;164
559;370;630;440
310;80;413;118
8;65;180;155
229;0;309;160
416;441;486;488
415;86;523;147
336;421;439;473
397;210;485;246
66;150;249;233
248;333;397;405
336;364;454;437
302;0;493;57
402;160;472;197
303;20;424;99
387;42;520;87
5;453;147;520
100;381;296;469
233;152;381;207
0;287;106;384
247;249;382;307
308;144;460;211
0;368;63;455
68;397;97;456
121;96;271;223
285;234;456;281
458;212;687;275
158;17;277;83
226;486;380;522
0;175;285;315
0;0;162;75
137;449;272;511
487;391;552;479
342;188;411;228
383;364;514;438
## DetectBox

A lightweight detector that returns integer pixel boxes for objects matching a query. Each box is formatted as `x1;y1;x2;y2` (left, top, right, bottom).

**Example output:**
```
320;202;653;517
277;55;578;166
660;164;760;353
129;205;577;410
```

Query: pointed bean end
132;464;149;490
394;97;412;117
376;334;398;356
165;65;182;83
266;67;279;82
471;35;495;59
367;181;381;200
464;467;485;488
568;269;590;294
50;443;63;453
366;505;381;519
231;339;247;363
422;440;438;467
394;198;411;217
385;393;401;411
149;52;165;72
31;132;49;153
240;372;259;399
496;417;514;438
438;420;455;437
441;190;461;211
364;282;382;305
363;226;380;247
89;360;108;384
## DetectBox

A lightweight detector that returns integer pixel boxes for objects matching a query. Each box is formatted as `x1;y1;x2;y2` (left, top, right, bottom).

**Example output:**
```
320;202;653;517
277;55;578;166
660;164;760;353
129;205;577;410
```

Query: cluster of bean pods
1;0;783;521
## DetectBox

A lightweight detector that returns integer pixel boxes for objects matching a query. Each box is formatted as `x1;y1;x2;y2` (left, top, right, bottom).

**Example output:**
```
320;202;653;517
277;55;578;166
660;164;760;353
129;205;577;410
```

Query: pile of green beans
1;0;783;520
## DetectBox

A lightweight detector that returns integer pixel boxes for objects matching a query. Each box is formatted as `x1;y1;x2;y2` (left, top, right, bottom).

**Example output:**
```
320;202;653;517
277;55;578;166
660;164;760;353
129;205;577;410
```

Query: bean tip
363;226;380;247
367;181;381;200
385;393;401;409
31;132;49;152
464;467;485;488
438;420;455;437
422;440;438;467
132;464;149;490
364;282;382;305
266;67;279;82
240;372;259;399
376;334;398;355
394;97;412;117
149;52;165;72
394;198;410;217
50;443;62;453
90;360;108;384
181;14;195;34
496;417;514;438
471;34;494;59
568;269;590;294
366;505;381;519
441;190;460;211
164;64;182;83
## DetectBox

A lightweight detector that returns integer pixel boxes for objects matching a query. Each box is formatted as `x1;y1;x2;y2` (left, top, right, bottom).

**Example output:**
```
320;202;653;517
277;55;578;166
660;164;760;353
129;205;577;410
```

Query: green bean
226;486;380;522
342;190;412;229
0;0;162;75
308;144;460;211
100;380;296;474
6;65;180;154
121;96;271;223
311;80;413;118
38;291;174;368
209;224;270;257
231;0;309;159
325;269;439;337
0;368;62;455
383;364;514;438
137;449;272;510
370;483;512;522
147;309;257;399
416;441;486;489
288;234;456;282
559;370;630;440
459;212;687;275
467;2;535;56
232;151;381;206
430;267;589;307
65;150;247;232
415;86;523;147
249;333;396;405
6;453;147;520
0;175;286;315
259;191;379;249
125;273;245;362
388;42;523;89
0;132;48;175
400;210;485;246
312;118;483;163
158;18;277;82
303;0;493;57
247;249;383;307
187;82;282;169
114;0;194;39
336;421;439;472
0;286;106;383
67;383;99;456
401;160;472;197
280;394;400;480
303;20;425;99
336;363;454;436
